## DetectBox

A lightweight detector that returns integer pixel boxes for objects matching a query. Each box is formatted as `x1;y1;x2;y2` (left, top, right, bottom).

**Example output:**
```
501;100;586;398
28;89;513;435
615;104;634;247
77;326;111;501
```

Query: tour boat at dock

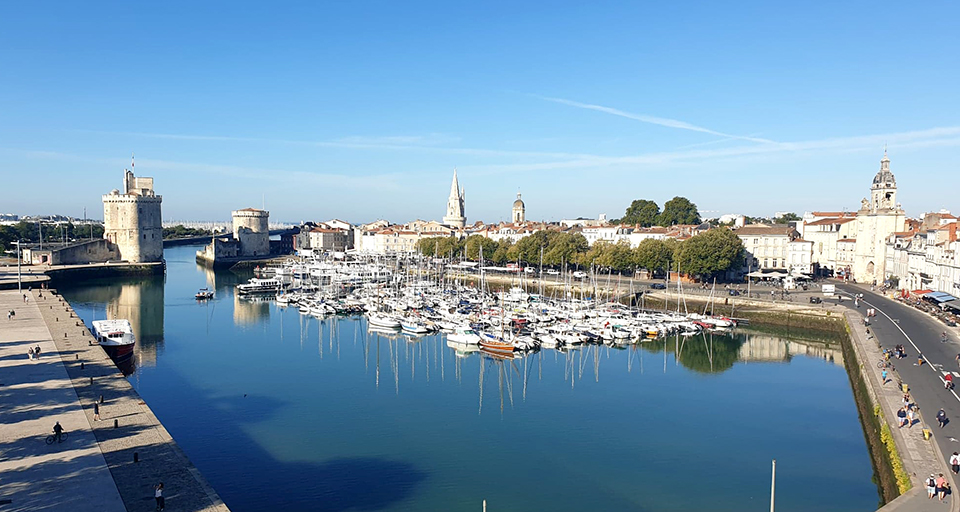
236;278;283;295
91;319;137;360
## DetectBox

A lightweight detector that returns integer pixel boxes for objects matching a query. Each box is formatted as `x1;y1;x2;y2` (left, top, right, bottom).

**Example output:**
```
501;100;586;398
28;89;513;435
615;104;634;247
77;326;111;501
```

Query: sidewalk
0;289;126;511
845;310;957;512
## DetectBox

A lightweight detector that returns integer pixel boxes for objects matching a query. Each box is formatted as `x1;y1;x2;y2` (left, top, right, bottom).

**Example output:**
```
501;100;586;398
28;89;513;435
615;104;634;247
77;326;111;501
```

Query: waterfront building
102;169;163;263
512;193;525;223
735;225;813;274
852;152;906;284
442;168;466;229
304;227;350;252
799;212;858;276
885;216;959;294
296;220;354;253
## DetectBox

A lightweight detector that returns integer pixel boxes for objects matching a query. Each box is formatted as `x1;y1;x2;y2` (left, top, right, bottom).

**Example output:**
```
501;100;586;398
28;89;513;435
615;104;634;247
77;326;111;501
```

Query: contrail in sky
538;96;778;144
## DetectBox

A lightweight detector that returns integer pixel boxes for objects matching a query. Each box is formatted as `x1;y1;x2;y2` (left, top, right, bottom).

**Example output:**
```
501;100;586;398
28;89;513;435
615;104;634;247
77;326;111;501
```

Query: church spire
442;168;466;228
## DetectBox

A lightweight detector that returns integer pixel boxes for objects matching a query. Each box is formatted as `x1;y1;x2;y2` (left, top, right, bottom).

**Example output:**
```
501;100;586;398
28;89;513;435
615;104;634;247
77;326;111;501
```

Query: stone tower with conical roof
443;168;465;228
853;151;906;285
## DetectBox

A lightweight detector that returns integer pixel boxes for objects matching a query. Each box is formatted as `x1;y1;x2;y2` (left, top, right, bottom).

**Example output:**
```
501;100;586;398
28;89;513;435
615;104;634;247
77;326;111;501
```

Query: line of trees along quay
416;228;745;282
161;225;213;239
0;221;104;252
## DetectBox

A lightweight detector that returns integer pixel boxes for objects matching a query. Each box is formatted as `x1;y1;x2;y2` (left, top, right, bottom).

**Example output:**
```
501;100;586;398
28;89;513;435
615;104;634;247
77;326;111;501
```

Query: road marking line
850;291;960;406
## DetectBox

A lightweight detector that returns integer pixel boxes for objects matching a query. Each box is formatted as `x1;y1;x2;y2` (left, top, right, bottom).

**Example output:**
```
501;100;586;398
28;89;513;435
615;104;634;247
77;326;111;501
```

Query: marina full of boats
231;256;740;355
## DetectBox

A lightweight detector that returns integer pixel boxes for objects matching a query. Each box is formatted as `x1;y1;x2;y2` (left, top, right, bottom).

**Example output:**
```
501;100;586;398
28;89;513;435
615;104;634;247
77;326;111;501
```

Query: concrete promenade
0;289;125;511
0;288;229;512
839;284;960;512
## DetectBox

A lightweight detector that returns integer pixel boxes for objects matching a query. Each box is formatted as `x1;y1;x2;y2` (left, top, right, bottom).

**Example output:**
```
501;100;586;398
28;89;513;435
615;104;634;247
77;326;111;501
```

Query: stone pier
0;289;230;511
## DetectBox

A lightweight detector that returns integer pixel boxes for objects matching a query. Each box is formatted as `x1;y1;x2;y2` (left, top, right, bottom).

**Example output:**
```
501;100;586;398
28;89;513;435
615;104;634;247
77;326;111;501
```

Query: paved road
838;284;960;484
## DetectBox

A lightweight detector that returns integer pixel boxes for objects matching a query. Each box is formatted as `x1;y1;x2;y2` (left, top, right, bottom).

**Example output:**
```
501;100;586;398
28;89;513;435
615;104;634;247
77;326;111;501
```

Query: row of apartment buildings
292;154;957;294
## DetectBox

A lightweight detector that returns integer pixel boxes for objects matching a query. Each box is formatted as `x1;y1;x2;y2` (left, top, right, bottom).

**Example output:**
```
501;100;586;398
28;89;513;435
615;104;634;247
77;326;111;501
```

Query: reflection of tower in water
106;278;165;368
233;294;270;325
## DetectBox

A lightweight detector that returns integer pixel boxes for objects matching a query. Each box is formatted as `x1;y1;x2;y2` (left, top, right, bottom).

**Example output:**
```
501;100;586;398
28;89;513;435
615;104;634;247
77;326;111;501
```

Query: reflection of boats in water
447;339;479;357
91;319;137;362
195;288;214;300
367;325;403;340
114;354;136;376
480;347;515;360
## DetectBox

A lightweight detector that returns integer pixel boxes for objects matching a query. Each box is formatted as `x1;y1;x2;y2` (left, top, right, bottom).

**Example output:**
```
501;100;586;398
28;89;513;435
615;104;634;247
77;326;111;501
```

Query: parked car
649;283;667;290
809;296;823;304
572;271;588;279
545;269;560;275
524;267;537;274
728;289;741;296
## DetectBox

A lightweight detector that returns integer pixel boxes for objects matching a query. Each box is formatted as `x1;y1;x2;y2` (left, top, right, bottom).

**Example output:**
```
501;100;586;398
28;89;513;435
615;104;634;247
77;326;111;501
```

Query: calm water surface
61;245;878;512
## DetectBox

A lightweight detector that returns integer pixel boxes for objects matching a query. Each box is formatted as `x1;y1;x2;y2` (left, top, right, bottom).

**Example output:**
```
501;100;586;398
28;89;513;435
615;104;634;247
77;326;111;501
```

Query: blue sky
1;2;958;224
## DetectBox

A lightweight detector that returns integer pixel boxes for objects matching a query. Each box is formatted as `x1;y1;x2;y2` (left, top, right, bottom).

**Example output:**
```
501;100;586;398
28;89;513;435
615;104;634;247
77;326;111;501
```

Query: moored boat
91;319;137;361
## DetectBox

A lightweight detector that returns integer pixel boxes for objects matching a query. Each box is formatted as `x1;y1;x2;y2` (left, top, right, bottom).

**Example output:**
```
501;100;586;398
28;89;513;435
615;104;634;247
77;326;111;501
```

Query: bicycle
45;431;68;445
877;359;895;370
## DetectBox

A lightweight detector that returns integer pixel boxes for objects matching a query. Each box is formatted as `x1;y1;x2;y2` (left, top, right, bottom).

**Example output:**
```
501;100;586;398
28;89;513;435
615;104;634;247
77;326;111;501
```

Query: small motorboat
195;288;214;300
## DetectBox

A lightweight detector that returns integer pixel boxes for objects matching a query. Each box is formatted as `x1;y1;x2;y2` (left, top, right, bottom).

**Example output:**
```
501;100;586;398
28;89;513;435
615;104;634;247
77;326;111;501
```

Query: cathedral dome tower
512;192;525;223
870;150;897;211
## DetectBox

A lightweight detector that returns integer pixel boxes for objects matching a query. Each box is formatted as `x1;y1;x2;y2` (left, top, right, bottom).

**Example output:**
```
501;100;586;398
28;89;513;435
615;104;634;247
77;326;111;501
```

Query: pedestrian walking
882;369;888;384
908;408;917;428
937;474;948;501
898;407;908;428
938;408;948;428
93;402;100;421
928;474;938;499
27;347;34;360
34;346;41;359
947;373;954;390
155;482;165;511
950;452;960;475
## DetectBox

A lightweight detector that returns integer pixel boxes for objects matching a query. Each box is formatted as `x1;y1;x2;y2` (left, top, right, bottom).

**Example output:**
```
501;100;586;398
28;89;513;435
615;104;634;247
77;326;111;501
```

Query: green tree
543;232;588;268
434;236;462;258
658;196;701;226
416;237;438;257
464;235;497;261
675;228;744;279
633;238;675;274
773;212;801;224
619;199;661;227
491;240;512;264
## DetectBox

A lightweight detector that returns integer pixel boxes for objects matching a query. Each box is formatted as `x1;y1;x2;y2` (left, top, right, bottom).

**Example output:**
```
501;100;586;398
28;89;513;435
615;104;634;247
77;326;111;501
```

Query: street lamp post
13;239;22;294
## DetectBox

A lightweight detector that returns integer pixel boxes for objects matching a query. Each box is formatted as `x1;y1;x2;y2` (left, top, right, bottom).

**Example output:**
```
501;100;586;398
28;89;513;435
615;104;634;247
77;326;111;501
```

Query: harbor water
61;245;878;512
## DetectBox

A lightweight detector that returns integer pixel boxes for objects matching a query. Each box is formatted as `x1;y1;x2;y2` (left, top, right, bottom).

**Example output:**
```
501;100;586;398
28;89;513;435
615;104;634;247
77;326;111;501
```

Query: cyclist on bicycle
52;421;63;443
